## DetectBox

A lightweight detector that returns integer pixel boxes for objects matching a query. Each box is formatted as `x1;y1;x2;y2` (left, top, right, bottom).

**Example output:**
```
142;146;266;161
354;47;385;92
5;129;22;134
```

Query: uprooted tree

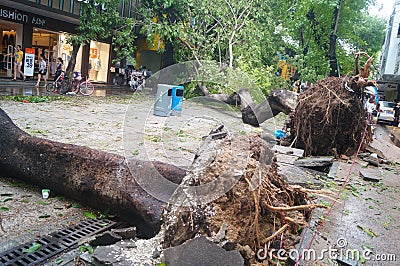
161;129;328;265
290;52;377;156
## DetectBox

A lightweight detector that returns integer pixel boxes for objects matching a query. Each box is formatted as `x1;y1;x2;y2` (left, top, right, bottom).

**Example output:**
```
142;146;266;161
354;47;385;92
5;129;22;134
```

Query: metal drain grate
50;219;117;247
0;219;117;266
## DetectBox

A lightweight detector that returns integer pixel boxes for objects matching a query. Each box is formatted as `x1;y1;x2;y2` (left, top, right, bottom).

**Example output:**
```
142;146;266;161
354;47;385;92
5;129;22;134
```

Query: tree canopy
66;0;137;76
69;0;387;94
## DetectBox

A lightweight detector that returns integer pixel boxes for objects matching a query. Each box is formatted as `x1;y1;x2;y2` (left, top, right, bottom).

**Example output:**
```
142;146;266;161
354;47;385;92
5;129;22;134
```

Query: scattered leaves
361;244;374;250
84;211;97;219
1;197;13;203
357;225;378;237
79;245;94;254
22;242;42;253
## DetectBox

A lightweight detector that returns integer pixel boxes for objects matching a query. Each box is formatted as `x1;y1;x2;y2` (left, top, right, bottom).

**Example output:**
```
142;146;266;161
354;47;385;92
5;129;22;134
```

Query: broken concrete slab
362;144;386;159
336;257;358;266
359;169;381;182
93;242;132;266
111;227;137;239
275;153;298;165
354;158;369;168
92;234;162;266
272;145;304;157
278;164;324;189
294;156;334;168
89;231;122;246
164;236;244;266
327;161;340;179
389;126;400;148
362;155;379;167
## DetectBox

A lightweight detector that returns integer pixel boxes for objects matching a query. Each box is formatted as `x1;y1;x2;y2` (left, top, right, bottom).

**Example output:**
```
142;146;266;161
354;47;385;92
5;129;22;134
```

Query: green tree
139;0;284;94
66;0;137;77
139;0;385;94
278;0;385;81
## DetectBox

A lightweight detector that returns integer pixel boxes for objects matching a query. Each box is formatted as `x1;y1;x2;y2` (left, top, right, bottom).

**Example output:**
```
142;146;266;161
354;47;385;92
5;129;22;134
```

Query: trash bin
171;86;184;116
154;84;173;117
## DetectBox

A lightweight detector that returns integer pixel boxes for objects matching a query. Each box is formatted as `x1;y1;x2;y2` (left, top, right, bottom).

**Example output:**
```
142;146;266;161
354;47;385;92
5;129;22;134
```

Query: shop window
127;0;133;18
40;0;49;5
74;1;81;15
63;0;72;12
52;0;60;10
88;41;110;83
119;1;125;17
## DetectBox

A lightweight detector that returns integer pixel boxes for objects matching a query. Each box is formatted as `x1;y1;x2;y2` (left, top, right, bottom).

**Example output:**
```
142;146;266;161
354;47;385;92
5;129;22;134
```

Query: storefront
88;41;110;83
0;2;112;83
0;1;171;84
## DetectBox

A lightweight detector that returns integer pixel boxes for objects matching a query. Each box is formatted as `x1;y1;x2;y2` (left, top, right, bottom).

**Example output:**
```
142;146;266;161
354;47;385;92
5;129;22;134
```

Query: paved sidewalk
0;77;133;97
297;125;400;266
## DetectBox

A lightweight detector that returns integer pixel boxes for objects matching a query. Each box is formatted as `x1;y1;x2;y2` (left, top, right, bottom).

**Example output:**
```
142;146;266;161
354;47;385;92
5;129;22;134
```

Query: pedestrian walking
12;45;26;81
36;55;47;87
393;102;400;127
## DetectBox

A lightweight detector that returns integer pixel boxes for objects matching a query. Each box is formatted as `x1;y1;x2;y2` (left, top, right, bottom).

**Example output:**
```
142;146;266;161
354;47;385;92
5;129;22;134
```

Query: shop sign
62;43;72;51
90;48;98;58
0;8;46;27
24;48;35;77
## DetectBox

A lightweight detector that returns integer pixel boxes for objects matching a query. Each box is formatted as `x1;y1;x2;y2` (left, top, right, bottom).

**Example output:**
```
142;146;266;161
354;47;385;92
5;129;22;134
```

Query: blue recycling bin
154;84;173;117
171;86;184;116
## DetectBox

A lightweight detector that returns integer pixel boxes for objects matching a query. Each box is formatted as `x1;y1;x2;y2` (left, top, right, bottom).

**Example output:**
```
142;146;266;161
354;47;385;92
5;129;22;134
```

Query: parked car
377;101;396;123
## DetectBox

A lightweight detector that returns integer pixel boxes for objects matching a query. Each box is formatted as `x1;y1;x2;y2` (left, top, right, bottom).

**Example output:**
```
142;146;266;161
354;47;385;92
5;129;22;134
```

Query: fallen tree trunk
0;108;186;237
197;83;298;126
240;89;298;127
197;82;241;106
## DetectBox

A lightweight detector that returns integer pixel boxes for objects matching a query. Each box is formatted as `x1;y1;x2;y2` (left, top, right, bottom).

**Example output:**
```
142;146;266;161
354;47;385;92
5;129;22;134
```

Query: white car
377;101;396;123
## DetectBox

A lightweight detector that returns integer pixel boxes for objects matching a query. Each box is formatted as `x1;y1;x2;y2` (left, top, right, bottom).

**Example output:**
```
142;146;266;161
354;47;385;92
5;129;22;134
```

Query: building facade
378;0;400;101
0;0;163;84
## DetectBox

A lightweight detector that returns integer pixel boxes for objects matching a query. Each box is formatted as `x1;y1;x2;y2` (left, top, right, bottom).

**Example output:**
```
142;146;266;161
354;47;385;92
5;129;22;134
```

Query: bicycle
64;72;95;96
46;71;67;93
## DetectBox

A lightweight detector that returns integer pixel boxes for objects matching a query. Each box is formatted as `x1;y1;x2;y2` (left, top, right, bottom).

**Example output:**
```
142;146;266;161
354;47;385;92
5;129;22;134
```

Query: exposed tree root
163;134;328;265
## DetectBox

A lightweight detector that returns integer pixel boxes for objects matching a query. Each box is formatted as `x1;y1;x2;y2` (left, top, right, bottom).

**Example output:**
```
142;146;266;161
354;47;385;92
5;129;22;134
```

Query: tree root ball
292;76;368;156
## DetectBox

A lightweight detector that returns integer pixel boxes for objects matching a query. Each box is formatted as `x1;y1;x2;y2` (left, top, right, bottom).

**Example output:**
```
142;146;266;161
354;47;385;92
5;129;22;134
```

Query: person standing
12;45;26;81
365;97;377;123
393;102;400;127
54;57;63;81
36;55;47;87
